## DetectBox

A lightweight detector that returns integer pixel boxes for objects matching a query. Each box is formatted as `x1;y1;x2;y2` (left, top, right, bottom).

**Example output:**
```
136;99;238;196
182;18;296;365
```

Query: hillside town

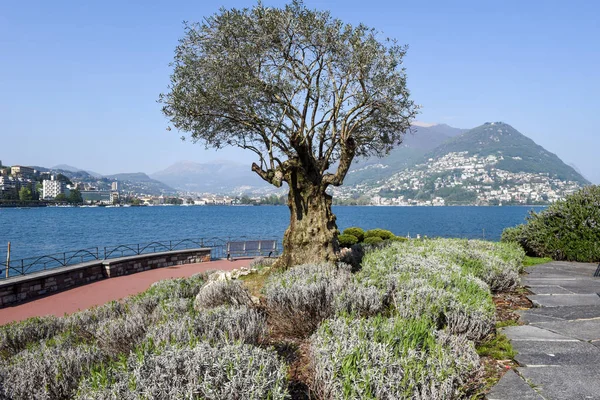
333;151;583;206
1;153;584;207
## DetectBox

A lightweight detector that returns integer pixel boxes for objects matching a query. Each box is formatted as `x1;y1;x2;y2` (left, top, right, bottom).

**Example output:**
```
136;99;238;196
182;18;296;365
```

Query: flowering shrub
194;279;254;310
75;342;289;400
310;315;480;400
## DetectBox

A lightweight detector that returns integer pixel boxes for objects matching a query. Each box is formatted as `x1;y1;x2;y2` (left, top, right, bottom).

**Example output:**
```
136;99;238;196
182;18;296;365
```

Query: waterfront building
43;176;65;199
10;165;35;178
81;190;111;204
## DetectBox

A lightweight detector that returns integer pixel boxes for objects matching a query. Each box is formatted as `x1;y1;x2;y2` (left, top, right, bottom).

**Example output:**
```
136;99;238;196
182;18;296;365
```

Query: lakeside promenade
0;258;252;325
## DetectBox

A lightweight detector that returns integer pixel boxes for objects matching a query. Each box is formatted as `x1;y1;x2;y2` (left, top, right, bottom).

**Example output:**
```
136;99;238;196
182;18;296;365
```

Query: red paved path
0;259;252;325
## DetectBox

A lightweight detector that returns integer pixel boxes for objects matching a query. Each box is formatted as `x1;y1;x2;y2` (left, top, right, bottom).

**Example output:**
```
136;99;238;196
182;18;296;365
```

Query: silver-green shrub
310;315;480;400
194;279;253;310
249;256;277;269
65;301;128;338
363;239;521;293
0;339;104;400
76;342;289;400
144;305;267;347
0;315;65;357
264;263;352;337
359;250;495;341
94;312;148;357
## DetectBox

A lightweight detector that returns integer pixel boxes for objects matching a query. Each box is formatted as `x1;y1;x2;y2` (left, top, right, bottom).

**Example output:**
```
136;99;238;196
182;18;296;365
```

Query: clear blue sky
1;0;598;182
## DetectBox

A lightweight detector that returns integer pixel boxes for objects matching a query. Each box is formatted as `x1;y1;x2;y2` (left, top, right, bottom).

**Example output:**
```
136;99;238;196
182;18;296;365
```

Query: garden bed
0;239;527;399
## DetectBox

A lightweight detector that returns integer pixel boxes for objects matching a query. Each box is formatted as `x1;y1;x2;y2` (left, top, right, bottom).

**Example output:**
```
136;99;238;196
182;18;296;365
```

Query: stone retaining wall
0;248;211;308
103;250;211;278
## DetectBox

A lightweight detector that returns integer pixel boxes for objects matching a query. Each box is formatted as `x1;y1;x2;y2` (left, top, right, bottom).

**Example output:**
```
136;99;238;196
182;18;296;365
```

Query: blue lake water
0;205;543;261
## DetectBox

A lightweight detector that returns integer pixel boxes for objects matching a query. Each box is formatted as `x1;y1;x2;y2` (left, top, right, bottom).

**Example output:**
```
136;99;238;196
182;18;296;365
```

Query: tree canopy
161;0;417;189
160;1;418;266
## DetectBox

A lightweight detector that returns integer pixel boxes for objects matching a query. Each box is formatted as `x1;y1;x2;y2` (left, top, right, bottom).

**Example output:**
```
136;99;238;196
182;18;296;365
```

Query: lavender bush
76;342;289;400
310;315;480;400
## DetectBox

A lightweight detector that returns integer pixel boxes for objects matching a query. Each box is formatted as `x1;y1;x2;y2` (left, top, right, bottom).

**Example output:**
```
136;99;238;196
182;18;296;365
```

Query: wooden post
6;242;10;278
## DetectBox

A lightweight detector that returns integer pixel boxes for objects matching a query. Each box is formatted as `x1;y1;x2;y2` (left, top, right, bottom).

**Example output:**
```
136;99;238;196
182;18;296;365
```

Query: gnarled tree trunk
276;168;339;268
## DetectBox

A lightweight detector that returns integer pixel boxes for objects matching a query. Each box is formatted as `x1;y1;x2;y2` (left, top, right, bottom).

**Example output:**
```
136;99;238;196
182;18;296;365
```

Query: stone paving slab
511;340;600;367
492;262;600;400
519;366;600;400
486;370;544;400
531;318;600;341
527;285;574;295
519;305;600;322
529;294;600;308
503;325;579;342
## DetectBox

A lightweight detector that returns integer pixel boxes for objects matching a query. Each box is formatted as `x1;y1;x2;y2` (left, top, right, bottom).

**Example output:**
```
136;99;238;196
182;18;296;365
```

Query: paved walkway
488;261;600;400
0;258;252;325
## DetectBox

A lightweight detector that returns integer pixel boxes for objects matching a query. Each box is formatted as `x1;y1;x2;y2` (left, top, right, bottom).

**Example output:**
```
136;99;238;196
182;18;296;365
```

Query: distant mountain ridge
424;122;588;184
344;123;467;186
333;122;588;205
150;160;271;194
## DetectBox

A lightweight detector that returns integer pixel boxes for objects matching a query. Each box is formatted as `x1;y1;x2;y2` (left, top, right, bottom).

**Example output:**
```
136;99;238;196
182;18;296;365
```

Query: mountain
52;164;103;178
151;161;271;194
344;123;467;186
104;172;175;194
425;122;588;184
334;122;588;205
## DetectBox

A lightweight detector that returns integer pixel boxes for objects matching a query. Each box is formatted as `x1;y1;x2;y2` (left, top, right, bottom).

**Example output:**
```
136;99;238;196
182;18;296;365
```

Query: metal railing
0;236;280;279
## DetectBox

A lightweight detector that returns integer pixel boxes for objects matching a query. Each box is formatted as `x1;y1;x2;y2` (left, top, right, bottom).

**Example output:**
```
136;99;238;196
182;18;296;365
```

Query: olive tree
160;1;418;267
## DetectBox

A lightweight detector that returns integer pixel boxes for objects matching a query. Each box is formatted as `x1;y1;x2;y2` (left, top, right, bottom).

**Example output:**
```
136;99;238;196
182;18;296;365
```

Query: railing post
169;240;172;251
63;252;66;266
5;242;10;278
104;247;107;259
137;244;140;255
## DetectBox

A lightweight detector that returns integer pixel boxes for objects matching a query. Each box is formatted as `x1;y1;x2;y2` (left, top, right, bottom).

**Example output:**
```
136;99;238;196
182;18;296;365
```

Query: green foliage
358;244;497;341
311;315;480;399
338;233;359;248
364;228;395;240
342;227;365;242
500;224;526;246
18;187;32;202
523;256;552;267
476;333;516;360
502;185;600;262
54;193;67;202
363;236;383;245
68;188;83;203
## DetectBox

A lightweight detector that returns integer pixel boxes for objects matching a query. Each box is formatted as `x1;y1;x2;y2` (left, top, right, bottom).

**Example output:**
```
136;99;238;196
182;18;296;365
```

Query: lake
0;205;543;261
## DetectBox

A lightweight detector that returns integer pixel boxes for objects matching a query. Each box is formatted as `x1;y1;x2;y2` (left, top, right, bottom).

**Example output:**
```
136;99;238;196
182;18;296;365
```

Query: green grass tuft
476;333;516;360
523;256;552;267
